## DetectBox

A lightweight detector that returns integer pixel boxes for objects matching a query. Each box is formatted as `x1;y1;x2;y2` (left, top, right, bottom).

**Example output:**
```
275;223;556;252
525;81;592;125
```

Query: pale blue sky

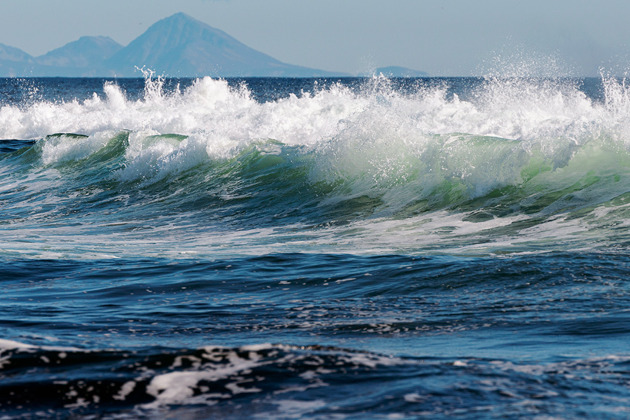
1;0;630;76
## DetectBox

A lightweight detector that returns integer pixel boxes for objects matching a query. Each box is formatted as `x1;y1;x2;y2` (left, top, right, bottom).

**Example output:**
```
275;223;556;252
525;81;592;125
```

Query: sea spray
2;75;630;257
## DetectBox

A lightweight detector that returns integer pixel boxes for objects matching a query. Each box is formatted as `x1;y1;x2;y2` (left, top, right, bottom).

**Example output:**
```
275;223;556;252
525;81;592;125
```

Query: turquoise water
1;75;630;418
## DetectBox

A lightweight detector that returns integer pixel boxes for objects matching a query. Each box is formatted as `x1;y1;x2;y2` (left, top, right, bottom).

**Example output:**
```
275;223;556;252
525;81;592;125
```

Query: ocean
1;74;630;419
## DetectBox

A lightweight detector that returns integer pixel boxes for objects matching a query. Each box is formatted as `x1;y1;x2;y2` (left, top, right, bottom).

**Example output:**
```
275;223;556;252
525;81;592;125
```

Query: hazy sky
1;0;630;76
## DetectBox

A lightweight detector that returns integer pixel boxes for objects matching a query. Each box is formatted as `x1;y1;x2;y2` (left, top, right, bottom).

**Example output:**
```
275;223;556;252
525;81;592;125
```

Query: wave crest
4;74;630;255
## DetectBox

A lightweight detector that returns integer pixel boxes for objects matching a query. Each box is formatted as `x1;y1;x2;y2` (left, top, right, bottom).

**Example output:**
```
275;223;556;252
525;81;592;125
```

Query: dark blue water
1;76;630;418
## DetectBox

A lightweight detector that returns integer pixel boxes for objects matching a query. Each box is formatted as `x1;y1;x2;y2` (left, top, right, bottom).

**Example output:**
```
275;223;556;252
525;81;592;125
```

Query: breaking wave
2;74;630;257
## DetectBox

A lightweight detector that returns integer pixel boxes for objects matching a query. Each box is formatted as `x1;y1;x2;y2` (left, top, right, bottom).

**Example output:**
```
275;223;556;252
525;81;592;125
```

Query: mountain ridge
37;36;122;69
0;13;425;77
0;43;33;63
373;66;429;77
105;13;341;77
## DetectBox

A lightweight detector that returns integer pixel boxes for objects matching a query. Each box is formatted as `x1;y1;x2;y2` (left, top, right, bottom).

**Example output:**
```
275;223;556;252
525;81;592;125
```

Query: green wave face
3;127;629;256
2;75;630;257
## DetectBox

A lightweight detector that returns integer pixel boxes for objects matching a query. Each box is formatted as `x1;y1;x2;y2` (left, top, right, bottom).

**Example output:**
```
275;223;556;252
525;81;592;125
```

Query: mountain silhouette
0;13;346;77
106;13;340;77
0;13;425;77
0;43;32;63
36;36;122;69
373;66;428;77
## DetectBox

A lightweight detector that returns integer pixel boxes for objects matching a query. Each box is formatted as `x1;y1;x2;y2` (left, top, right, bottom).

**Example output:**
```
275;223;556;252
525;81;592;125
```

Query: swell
3;75;630;255
3;129;630;226
2;249;630;417
3;252;628;349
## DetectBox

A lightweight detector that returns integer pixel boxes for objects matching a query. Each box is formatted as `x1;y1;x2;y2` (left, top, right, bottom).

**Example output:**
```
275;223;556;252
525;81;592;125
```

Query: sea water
1;74;630;418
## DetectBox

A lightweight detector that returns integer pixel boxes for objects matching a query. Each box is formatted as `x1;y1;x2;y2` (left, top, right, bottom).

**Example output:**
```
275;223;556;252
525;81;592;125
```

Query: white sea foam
139;344;411;409
0;338;80;352
4;74;628;191
3;74;630;258
0;74;620;146
0;338;36;350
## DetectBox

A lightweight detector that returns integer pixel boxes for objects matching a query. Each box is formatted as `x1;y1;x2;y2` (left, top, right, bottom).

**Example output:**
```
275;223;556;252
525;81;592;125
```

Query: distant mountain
0;44;33;76
0;60;32;77
36;36;122;68
105;13;341;77
0;43;32;62
0;13;404;77
360;66;428;77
